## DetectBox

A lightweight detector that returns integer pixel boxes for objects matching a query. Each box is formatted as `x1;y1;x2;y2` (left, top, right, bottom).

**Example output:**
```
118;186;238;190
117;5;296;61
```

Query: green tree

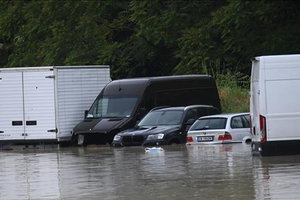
1;0;300;80
0;0;226;79
174;0;300;75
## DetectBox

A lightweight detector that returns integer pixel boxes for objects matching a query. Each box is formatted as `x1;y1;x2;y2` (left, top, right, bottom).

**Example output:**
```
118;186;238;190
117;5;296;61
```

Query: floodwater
1;144;300;200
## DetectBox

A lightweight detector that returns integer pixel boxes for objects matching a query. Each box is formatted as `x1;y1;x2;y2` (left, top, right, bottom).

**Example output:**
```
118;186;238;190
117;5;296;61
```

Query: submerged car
186;113;251;145
112;105;220;147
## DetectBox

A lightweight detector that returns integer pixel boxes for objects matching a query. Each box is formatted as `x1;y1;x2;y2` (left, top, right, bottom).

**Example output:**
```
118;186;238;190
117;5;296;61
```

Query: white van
250;54;300;156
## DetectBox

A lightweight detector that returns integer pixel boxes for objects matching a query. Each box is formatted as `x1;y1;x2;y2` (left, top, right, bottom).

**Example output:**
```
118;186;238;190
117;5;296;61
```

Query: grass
218;84;250;113
183;60;250;113
213;70;250;113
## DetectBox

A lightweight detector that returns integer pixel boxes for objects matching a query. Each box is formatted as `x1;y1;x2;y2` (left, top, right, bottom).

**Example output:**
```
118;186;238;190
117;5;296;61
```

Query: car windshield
190;118;227;130
87;95;139;118
138;110;183;126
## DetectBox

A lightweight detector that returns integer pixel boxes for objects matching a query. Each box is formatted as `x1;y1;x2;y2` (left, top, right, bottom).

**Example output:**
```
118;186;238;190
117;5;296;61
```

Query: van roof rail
150;106;171;112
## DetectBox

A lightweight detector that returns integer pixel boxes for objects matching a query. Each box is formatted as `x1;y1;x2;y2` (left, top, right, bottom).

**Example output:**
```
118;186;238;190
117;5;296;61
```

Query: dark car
112;105;220;146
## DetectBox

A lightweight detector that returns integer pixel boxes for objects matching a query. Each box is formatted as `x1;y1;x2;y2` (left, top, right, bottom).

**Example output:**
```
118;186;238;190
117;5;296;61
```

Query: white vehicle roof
199;112;249;119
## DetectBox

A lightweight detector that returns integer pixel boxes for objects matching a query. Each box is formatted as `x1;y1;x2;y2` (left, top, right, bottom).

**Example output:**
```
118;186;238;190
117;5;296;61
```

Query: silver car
186;113;251;145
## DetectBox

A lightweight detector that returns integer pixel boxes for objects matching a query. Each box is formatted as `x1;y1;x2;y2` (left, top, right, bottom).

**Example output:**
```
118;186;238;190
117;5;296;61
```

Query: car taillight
218;132;232;141
186;137;193;143
260;115;267;143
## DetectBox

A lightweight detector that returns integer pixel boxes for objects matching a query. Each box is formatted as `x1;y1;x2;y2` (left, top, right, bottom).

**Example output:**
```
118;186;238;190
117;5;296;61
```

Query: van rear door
263;56;300;141
250;58;261;143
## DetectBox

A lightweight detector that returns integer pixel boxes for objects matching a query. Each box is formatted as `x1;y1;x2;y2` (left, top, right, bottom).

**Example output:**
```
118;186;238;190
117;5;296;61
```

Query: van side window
155;90;183;106
231;116;244;129
155;88;218;108
142;93;155;112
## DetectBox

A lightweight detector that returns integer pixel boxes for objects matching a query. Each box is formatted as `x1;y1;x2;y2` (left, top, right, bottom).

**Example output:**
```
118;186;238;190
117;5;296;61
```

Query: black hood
73;118;132;135
118;125;180;136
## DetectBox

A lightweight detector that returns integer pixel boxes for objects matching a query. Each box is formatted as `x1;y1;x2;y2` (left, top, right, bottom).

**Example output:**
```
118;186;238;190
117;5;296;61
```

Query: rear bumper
186;141;238;145
252;140;300;156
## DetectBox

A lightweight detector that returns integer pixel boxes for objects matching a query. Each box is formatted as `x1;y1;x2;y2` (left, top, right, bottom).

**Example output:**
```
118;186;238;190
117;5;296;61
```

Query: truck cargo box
0;66;110;144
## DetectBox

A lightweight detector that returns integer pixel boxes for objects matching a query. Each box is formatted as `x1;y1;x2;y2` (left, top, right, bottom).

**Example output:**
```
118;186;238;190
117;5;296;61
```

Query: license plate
197;136;214;142
78;135;84;145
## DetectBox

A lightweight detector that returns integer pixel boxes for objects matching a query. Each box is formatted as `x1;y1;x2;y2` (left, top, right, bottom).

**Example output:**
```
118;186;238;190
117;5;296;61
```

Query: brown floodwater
0;143;300;200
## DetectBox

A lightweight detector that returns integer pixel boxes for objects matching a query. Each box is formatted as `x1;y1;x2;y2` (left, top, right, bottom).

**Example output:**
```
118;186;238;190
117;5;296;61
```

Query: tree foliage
1;0;300;79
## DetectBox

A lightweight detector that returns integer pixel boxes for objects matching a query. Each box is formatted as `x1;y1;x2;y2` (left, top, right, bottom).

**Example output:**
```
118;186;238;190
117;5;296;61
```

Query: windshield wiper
136;125;157;129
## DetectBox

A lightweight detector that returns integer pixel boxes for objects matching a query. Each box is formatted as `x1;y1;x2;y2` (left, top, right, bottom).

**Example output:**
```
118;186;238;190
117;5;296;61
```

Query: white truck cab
250;54;300;156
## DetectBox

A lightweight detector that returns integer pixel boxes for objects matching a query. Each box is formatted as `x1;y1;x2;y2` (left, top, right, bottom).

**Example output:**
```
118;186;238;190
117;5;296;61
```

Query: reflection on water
0;144;300;199
253;155;300;200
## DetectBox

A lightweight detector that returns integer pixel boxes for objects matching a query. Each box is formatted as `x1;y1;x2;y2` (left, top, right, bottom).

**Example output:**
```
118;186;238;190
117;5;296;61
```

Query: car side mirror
134;120;141;128
84;110;89;119
185;119;195;125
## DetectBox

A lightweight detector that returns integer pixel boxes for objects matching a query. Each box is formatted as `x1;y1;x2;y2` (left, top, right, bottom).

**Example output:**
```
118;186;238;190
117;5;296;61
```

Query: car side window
183;109;198;131
185;109;198;122
207;107;220;115
196;108;208;118
242;115;250;128
231;116;244;129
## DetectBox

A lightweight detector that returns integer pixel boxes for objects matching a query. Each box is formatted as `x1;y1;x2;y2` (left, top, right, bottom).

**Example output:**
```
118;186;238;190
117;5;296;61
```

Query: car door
230;115;251;142
182;109;198;137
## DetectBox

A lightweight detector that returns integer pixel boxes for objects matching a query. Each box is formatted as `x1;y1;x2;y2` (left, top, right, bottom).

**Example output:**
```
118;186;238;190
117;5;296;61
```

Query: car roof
198;112;250;119
151;105;216;112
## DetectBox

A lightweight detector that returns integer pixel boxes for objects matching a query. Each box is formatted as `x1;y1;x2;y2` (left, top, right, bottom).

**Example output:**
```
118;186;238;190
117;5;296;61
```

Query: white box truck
250;54;300;156
0;66;110;144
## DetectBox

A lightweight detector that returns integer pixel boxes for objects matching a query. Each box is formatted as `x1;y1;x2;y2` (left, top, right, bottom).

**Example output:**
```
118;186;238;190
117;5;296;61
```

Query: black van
72;75;221;145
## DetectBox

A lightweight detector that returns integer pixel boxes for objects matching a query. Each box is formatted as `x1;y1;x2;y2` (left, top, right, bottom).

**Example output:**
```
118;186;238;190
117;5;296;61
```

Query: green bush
181;60;250;113
218;85;250;113
213;70;250;113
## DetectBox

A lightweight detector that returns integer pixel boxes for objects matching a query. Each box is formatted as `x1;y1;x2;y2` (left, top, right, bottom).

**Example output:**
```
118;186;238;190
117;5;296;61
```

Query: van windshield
138;110;183;126
87;95;139;118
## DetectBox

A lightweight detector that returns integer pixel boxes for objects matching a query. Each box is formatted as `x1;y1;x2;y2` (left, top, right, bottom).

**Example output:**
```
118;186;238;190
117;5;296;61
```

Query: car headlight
113;135;121;141
146;133;164;140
